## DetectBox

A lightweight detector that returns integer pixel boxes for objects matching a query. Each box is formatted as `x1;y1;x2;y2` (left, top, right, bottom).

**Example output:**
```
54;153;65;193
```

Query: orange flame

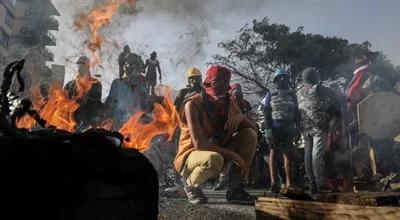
119;89;180;152
74;0;136;65
16;84;47;129
16;115;37;130
16;81;180;153
40;76;98;132
17;76;98;132
40;86;79;132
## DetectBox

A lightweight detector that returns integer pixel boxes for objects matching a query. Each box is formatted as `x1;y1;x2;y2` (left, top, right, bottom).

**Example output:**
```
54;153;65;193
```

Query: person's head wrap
203;65;231;101
273;69;288;82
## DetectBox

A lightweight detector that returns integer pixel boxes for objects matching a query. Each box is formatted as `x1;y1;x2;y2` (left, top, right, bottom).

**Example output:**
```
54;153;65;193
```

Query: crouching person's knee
203;152;224;176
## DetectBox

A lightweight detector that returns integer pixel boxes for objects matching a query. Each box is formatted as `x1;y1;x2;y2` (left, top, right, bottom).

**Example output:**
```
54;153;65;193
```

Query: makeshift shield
358;92;400;140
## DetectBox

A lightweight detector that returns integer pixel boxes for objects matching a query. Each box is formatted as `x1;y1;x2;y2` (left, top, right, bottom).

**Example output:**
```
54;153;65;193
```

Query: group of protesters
10;46;399;205
172;54;400;205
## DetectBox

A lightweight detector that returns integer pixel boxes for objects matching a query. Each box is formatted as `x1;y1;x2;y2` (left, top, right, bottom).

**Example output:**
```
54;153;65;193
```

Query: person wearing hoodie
297;67;341;193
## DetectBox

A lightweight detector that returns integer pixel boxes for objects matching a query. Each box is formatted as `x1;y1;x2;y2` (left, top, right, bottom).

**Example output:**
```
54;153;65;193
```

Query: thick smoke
50;0;267;98
50;0;211;97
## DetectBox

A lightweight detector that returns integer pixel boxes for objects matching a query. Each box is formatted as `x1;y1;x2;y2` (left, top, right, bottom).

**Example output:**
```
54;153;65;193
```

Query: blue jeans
304;129;328;187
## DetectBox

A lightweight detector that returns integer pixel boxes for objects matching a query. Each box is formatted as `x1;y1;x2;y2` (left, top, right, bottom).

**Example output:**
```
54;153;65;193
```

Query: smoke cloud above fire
50;0;268;97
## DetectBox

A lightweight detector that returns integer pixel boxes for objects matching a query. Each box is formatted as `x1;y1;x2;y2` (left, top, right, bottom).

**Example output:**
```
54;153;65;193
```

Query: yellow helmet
187;67;201;78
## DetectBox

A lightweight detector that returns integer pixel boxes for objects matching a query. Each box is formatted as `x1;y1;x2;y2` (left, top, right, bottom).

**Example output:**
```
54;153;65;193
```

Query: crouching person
174;65;258;204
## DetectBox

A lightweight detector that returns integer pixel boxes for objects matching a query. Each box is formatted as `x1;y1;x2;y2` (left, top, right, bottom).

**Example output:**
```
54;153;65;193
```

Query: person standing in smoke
118;45;130;79
64;56;102;130
264;69;301;193
174;67;203;111
347;55;393;182
297;67;340;193
174;65;258;204
144;51;162;95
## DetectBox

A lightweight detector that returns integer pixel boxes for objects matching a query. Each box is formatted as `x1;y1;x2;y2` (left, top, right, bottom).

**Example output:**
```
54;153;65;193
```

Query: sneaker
317;184;334;193
213;178;227;191
370;173;384;183
226;187;256;205
309;183;317;194
183;182;208;204
165;184;182;193
269;183;280;193
280;185;312;200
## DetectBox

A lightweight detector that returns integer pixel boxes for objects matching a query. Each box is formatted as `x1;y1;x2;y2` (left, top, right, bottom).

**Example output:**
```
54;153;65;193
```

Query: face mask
274;76;289;89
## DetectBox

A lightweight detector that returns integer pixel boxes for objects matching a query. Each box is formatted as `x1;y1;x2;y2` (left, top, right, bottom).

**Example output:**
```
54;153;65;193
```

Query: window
5;10;13;28
0;28;9;48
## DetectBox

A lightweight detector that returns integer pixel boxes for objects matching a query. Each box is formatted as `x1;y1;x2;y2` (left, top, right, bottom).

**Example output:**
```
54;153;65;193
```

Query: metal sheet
358;92;400;140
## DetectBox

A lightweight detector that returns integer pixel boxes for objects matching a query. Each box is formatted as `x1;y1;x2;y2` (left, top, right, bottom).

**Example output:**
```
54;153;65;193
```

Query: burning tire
0;131;159;220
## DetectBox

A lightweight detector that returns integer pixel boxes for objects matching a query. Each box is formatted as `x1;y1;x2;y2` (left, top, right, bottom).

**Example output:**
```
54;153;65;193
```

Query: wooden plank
391;183;400;191
313;192;400;206
256;197;400;220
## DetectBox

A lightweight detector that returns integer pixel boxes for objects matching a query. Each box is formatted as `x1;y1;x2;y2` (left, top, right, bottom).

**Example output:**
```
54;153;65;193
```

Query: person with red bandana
174;65;258;204
347;55;391;182
346;55;373;110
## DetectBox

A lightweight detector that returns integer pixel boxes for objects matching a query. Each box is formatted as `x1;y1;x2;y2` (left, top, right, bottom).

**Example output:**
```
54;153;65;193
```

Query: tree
211;17;399;95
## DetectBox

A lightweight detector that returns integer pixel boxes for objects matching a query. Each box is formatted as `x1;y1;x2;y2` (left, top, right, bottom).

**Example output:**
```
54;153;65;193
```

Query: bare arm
157;61;162;79
144;59;148;71
262;91;273;129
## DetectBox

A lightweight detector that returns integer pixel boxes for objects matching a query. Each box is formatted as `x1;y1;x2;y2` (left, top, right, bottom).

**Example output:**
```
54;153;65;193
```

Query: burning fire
17;81;180;153
18;0;179;152
16;84;46;129
16;76;99;132
41;75;98;132
16;116;37;130
119;89;180;152
74;0;136;66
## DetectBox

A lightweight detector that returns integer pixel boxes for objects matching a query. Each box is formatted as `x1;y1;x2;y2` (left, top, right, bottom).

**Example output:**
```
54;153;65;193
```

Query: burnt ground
159;187;268;220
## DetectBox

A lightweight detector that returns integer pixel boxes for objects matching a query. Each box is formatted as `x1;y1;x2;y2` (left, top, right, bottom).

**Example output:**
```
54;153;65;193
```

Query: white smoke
49;0;267;98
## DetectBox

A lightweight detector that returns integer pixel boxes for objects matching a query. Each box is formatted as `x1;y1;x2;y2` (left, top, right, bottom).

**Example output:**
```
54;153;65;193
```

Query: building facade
0;0;17;65
0;0;64;94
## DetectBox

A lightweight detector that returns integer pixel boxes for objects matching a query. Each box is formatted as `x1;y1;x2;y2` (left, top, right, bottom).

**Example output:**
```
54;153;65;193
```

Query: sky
50;0;400;97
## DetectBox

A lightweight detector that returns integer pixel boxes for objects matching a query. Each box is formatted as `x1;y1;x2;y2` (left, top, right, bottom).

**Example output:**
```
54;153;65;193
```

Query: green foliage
212;17;399;95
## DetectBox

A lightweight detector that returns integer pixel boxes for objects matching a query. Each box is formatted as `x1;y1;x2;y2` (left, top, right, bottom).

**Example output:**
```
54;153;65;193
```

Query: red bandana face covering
203;65;231;101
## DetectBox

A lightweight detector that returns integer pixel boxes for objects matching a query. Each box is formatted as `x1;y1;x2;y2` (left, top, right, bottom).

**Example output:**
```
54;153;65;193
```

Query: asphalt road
159;187;271;220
